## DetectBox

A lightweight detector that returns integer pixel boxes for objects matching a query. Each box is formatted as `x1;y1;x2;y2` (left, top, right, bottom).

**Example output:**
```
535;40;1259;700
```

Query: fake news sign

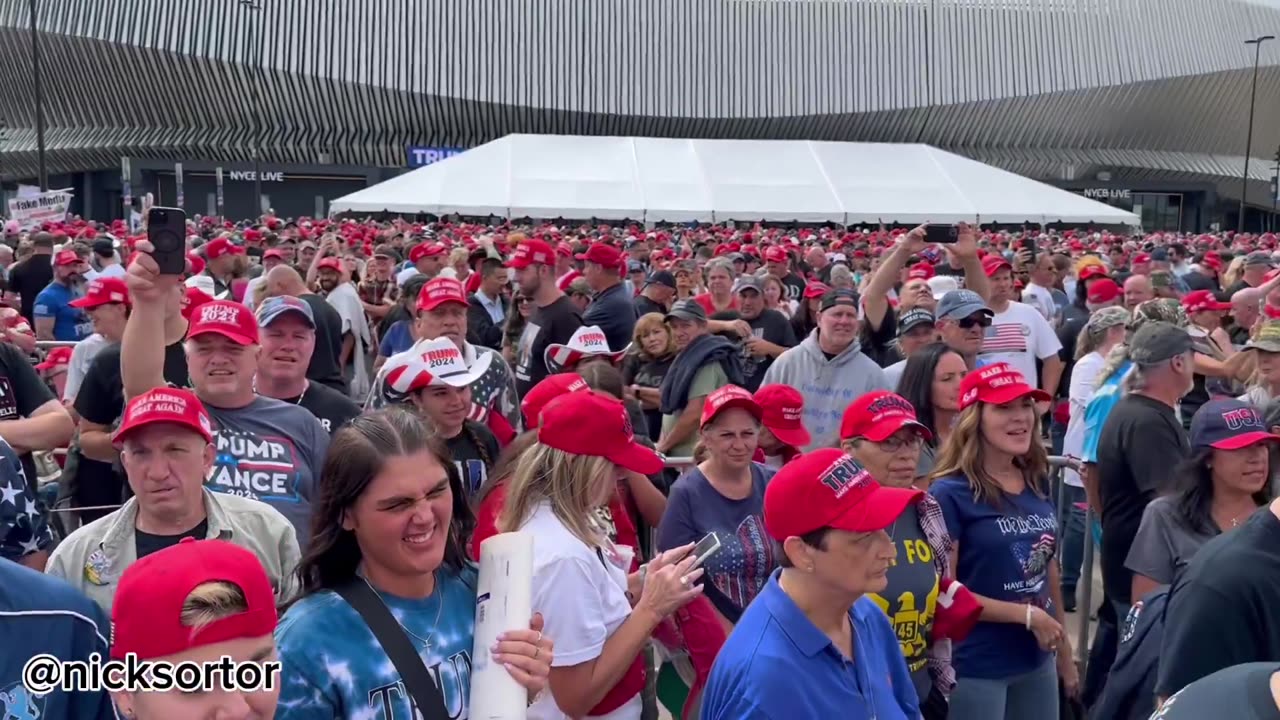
7;189;73;228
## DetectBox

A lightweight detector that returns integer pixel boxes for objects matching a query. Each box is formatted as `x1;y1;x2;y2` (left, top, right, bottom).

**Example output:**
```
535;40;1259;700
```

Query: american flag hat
383;337;493;396
543;325;629;374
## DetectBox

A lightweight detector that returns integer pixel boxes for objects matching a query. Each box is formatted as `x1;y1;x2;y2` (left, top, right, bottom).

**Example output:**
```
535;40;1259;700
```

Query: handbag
335;579;449;720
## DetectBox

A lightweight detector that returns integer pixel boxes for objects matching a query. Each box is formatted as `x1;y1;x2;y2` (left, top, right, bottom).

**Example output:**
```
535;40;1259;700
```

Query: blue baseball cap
1190;399;1280;450
255;295;315;329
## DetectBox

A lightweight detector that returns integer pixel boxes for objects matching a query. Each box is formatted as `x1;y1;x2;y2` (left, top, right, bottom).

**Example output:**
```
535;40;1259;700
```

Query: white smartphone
690;532;722;567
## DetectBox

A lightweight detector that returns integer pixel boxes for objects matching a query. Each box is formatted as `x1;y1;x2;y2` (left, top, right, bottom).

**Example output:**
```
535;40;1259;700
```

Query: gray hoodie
760;329;891;451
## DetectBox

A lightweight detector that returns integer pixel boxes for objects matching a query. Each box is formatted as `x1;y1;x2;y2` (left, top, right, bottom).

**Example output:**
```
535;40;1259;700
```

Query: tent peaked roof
330;134;1139;226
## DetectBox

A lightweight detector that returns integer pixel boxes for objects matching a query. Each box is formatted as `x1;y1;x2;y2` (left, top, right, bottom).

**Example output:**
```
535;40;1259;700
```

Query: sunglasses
958;316;993;330
515;297;531;305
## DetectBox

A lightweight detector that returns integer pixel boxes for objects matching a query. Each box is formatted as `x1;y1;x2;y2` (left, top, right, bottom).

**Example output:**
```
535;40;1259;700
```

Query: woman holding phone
656;385;778;627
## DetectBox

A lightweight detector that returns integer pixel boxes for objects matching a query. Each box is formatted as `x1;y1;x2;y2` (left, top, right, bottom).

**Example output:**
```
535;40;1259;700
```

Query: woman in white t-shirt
500;390;705;720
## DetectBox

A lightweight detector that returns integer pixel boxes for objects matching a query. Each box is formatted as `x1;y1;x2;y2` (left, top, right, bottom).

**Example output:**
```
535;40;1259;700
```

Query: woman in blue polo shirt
927;362;1075;720
701;448;922;720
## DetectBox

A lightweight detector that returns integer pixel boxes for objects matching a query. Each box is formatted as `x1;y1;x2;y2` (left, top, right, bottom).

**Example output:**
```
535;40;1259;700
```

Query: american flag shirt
977;302;1062;386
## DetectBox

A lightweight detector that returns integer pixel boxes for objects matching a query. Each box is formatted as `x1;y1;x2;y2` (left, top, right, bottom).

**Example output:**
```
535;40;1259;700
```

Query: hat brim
940;304;994;321
978;384;1052;407
69;297;115;309
861;418;934;443
664;310;704;323
259;307;316;329
829;486;924;533
417;297;468;313
1210;431;1280;450
112;417;212;447
607;440;664;476
765;421;810;449
545;346;627;375
504;257;533;269
1246;340;1280;353
188;327;257;346
701;396;763;428
898;319;937;336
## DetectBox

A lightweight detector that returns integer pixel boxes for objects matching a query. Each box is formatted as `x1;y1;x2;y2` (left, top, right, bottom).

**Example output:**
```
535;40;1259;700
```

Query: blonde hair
927;403;1049;506
499;443;615;547
448;247;470;268
1223;256;1246;291
632;313;675;361
180;580;249;631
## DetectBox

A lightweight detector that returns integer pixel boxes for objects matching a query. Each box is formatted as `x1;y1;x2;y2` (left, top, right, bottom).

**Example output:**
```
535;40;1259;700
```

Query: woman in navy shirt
928;362;1076;720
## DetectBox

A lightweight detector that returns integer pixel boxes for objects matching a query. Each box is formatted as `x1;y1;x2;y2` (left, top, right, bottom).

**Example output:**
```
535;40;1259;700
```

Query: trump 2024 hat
840;390;933;442
110;539;277;660
505;239;556;269
1190;398;1280;451
112;387;214;446
753;384;810;448
69;277;130;309
958;362;1051;412
188;300;260;346
764;448;922;540
538;391;663;475
545;325;628;373
382;337;492;395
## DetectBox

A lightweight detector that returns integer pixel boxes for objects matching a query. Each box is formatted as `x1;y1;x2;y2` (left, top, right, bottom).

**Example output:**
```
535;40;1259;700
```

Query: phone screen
925;225;959;244
691;532;721;566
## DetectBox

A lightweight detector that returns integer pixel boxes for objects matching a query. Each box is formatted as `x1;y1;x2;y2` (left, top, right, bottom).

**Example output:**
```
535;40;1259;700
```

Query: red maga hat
69;277;130;309
538;391;662;475
187;300;259;346
752;384;810;448
958;362;1051;412
112;387;214;446
521;373;590;428
505;239;556;269
764;449;922;540
840;390;933;442
700;385;762;428
417;277;467;312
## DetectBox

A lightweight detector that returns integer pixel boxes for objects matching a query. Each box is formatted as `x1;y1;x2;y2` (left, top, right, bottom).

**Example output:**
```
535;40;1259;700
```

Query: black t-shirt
135;518;209;559
1151;662;1280;720
1223;279;1250;300
1096;394;1190;606
9;253;52;325
283;381;361;436
740;309;798;391
861;306;900;368
300;293;347;394
0;343;56;483
633;294;666;318
445;419;500;499
514;295;583;397
74;340;189;510
1157;511;1280;700
583;282;637;352
778;273;806;303
623;354;674;441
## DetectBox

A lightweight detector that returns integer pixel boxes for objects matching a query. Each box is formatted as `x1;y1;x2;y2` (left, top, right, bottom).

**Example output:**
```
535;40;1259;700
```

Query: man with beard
315;257;371;399
254;296;360;436
509;238;582;397
34;250;93;341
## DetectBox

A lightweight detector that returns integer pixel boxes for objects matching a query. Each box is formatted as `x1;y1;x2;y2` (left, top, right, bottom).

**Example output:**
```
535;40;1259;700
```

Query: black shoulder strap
335;579;448;720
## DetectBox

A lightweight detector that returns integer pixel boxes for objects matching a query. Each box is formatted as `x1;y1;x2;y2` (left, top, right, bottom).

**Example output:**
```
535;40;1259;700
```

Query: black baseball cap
1190;399;1280;450
898;308;936;336
665;299;707;323
820;289;859;312
644;270;676;290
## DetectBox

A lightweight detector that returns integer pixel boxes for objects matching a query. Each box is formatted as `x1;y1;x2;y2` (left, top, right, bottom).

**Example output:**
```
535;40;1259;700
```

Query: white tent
332;135;1140;226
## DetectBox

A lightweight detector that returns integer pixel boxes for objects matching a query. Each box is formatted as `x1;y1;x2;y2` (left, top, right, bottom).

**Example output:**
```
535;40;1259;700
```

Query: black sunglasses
958;316;993;329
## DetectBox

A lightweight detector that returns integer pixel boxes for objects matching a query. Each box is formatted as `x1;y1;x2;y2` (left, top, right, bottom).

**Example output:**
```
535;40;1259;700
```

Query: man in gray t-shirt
205;395;329;548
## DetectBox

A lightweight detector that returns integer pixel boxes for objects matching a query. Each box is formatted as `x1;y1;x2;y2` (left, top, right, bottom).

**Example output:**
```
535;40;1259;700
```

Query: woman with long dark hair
1126;398;1275;601
896;342;968;481
274;408;551;719
789;282;828;340
927;362;1074;719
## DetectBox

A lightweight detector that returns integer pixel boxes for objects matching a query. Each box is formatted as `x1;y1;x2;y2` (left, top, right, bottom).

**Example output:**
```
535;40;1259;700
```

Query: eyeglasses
515;297;531;305
872;434;925;453
958;316;992;330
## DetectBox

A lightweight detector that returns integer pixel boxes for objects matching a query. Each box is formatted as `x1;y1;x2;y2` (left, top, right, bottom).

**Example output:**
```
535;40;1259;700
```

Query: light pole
28;0;47;191
1240;35;1275;232
239;0;263;219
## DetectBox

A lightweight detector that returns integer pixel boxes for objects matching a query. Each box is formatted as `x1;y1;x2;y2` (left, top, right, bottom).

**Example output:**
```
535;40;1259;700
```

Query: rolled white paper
470;531;535;720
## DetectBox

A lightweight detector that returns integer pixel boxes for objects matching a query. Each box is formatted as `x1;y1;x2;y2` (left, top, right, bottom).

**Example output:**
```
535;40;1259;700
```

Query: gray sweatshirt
760;329;891;451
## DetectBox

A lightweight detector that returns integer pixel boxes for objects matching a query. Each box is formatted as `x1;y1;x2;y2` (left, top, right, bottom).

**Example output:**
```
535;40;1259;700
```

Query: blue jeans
950;658;1060;720
1059;484;1087;595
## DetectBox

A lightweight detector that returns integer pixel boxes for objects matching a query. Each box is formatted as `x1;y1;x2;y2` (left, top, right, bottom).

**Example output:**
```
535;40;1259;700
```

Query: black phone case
148;208;187;275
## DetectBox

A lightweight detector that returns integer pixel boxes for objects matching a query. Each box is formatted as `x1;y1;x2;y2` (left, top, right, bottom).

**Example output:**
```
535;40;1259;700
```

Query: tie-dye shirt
275;566;479;720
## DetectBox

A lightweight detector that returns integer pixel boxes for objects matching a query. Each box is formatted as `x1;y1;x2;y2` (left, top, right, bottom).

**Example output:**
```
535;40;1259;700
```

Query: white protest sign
6;189;73;229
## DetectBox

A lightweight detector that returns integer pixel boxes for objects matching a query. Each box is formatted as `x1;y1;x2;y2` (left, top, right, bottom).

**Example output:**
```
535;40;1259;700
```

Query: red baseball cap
1078;264;1110;281
521;373;590;427
205;237;245;260
764;448;922;540
53;249;81;267
981;255;1012;277
764;246;790;264
1086;278;1122;305
1182;289;1231;314
110;539;277;660
700;385;762;428
263;248;285;261
35;346;73;371
409;242;446;263
69;277;130;309
577;244;623;268
505;239;556;269
1202;253;1223;271
538;391;662;475
181;286;215;320
187;300;260;346
187;251;206;276
112;387;215;446
907;263;935;281
958;362;1051;412
1132;252;1152;265
752;384;810;448
316;256;343;273
416;277;467;312
840;390;933;442
803;282;831;300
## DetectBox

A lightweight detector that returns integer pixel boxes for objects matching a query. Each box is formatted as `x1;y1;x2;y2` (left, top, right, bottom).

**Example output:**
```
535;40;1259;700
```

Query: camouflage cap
1128;321;1193;366
1149;270;1175;289
1246;319;1280;353
1130;298;1188;331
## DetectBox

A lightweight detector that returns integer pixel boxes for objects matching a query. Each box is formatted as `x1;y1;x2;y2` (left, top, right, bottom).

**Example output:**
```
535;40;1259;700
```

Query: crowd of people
3;213;1280;719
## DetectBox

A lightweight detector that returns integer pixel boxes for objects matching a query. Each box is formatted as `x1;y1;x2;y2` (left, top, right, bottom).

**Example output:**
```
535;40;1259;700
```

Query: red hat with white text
187;300;259;346
764;449;922;540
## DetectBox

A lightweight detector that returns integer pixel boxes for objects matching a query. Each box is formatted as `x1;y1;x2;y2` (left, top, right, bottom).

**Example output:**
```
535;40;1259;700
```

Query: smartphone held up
147;206;187;275
924;224;959;244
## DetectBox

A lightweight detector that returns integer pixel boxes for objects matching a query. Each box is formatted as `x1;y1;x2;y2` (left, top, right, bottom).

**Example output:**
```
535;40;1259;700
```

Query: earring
806;565;816;573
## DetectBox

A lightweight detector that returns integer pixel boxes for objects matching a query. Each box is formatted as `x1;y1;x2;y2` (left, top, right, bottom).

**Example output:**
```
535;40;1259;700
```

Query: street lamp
239;0;263;219
1240;34;1275;233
